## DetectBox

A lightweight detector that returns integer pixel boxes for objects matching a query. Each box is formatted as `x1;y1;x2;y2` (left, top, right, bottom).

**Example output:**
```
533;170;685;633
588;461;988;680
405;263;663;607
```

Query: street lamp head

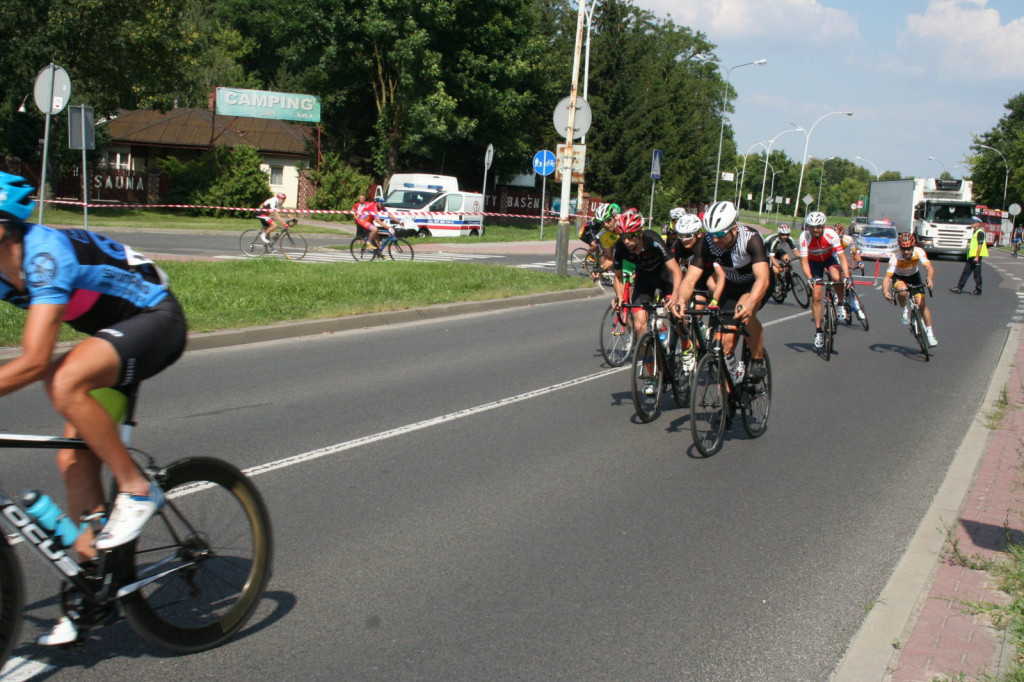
753;59;767;66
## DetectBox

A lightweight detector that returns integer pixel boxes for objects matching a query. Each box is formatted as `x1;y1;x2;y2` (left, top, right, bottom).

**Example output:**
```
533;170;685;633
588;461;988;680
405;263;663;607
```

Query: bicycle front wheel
912;308;930;361
630;332;664;423
239;230;266;258
823;299;836;360
387;238;415;261
690;353;727;457
770;276;787;304
350;237;372;261
741;350;772;438
278;231;307;260
116;457;273;654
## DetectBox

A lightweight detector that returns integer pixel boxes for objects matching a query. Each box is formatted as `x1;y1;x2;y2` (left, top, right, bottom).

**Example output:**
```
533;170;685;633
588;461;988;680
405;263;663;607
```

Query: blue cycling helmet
0;172;37;221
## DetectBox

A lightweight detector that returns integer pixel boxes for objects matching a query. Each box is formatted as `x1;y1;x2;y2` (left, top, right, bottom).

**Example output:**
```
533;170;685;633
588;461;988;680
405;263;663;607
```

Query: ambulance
379;174;485;237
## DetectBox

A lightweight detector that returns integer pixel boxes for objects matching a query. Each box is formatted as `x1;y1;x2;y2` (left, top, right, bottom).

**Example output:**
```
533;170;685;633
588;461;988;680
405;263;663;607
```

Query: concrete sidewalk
833;323;1024;681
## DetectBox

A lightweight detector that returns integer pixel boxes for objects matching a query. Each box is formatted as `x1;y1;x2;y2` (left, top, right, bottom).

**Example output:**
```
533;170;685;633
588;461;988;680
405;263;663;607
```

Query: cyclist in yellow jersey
882;232;937;347
580;203;620;279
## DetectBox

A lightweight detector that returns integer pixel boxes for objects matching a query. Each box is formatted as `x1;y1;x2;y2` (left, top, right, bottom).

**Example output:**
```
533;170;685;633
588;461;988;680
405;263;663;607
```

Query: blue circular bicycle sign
533;150;556;177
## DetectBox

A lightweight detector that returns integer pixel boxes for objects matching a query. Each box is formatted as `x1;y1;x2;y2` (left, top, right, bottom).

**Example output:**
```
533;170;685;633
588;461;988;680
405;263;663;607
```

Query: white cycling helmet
674;214;702;237
777;224;791;235
702;201;738;235
669;207;687;221
804;211;827;228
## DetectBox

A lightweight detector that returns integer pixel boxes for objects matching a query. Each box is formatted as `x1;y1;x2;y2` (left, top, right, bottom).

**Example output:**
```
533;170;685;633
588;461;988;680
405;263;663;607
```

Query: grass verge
0;259;589;345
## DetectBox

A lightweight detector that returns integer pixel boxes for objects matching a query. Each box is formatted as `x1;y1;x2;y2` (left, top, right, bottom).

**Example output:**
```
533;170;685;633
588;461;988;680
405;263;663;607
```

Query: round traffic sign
1010;203;1021;217
33;64;71;115
552;96;591;140
532;150;556;176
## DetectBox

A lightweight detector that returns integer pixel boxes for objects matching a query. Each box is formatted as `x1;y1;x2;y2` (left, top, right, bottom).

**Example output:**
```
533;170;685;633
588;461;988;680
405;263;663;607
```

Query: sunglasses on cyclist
708;228;731;239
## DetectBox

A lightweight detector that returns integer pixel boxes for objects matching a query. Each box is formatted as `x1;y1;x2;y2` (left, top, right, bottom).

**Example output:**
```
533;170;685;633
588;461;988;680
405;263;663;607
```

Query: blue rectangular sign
215;87;321;123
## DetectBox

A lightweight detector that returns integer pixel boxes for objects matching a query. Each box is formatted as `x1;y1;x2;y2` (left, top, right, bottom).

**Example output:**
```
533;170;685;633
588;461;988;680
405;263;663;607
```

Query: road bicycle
571;241;614;283
1014;238;1021;258
810;278;843;361
599;269;636;367
770;259;810;309
350;219;415;261
629;299;696;423
842;279;869;332
687;307;771;457
240;218;308;260
0;384;273;666
891;282;932;361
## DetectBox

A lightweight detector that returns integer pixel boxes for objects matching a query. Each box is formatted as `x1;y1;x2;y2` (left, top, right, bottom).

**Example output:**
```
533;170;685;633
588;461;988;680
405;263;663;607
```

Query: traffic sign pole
533;150;556;239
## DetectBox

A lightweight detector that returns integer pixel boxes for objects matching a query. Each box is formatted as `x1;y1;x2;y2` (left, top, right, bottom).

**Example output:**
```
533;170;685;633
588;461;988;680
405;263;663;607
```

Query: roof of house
103;108;314;156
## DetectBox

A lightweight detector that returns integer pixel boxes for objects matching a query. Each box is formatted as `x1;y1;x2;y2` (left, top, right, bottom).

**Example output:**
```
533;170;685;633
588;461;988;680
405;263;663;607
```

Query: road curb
831;323;1021;680
184;286;604;352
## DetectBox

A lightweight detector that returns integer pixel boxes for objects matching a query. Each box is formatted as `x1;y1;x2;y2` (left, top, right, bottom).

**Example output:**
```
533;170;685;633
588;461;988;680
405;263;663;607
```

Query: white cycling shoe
37;616;78;646
94;484;164;550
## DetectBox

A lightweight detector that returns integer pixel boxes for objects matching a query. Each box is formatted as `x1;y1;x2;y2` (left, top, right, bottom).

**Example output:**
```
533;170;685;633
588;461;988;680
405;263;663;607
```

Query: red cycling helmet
275;192;286;201
897;232;916;248
614;210;645;234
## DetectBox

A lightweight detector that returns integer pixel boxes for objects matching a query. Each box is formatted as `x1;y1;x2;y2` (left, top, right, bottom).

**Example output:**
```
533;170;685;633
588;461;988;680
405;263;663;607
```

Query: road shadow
869;342;930;362
958;518;1024;554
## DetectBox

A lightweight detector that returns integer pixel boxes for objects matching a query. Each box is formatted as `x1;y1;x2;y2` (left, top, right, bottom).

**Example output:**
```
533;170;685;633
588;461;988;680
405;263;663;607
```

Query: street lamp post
977;143;1009;211
855;155;879;179
790;111;853;220
760;128;801;218
765;162;781;220
817;156;836;209
927;156;947;175
712;59;766;202
737;140;767;209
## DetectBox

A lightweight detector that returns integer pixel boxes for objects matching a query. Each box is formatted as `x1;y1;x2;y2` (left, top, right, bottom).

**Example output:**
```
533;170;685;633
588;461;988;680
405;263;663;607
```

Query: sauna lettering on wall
90;171;148;202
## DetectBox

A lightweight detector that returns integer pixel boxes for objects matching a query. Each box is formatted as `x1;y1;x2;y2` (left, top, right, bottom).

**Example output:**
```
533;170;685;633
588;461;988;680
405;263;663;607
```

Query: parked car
848;216;869;235
855;221;898;260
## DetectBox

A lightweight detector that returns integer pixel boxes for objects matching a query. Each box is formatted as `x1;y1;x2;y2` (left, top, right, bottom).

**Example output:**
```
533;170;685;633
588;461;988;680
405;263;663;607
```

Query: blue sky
634;0;1024;186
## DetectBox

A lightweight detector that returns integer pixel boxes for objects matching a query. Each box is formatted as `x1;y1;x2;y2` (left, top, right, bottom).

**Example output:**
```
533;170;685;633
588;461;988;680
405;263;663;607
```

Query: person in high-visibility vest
950;217;989;295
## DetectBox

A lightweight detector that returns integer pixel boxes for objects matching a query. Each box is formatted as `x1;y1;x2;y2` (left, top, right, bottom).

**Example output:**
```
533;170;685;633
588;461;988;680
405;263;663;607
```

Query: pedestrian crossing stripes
218;250;508;264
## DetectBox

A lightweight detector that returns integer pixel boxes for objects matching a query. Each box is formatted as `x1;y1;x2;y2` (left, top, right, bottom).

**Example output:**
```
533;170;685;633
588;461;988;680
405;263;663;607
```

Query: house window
269;166;283;185
105;151;131;170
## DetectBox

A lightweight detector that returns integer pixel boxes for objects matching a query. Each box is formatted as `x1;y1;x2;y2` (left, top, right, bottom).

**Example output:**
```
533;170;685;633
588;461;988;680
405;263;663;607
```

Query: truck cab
912;178;975;257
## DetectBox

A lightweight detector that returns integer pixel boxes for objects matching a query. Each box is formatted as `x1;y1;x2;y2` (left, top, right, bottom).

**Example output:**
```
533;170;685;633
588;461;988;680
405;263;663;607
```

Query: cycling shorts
95;293;187;387
632;272;674;305
893;272;924;290
717;270;774;320
809;256;840;280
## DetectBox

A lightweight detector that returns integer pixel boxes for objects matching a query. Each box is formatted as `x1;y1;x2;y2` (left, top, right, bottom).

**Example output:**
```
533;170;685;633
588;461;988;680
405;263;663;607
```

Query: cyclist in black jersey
609;209;684;337
677;201;772;382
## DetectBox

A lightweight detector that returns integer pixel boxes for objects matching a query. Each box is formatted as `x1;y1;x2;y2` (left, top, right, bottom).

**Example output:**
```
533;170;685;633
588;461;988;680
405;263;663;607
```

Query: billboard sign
215;87;321;123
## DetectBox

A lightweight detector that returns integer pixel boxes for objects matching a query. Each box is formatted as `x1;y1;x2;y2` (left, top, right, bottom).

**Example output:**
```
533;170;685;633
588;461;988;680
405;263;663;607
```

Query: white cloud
643;0;858;43
897;0;1024;79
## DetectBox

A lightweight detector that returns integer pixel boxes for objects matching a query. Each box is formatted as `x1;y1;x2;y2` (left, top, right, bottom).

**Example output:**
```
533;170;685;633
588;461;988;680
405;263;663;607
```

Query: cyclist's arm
923;257;935;289
0;303;63;397
736;261;770;322
836;248;851;280
664;257;685;315
709;265;725;304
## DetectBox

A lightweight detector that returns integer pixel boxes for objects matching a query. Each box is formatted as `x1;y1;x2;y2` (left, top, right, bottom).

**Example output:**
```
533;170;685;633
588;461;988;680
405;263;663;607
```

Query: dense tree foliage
970;92;1024;212
7;0;1008;217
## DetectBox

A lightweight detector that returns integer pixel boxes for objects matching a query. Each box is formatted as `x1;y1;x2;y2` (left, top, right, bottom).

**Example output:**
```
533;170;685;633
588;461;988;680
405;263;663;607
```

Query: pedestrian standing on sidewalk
950;217;988;295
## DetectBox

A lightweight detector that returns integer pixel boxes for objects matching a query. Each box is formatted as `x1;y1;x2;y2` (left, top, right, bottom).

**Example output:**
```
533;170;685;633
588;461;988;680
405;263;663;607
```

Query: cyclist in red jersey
798;211;851;349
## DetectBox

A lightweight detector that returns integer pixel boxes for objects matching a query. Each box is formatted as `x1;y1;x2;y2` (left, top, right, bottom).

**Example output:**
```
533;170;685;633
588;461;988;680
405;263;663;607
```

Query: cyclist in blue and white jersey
0;173;187;644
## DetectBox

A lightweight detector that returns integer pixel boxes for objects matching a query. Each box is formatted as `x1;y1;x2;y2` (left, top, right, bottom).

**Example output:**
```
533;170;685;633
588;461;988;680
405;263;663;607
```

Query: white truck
378;173;484;238
867;178;975;258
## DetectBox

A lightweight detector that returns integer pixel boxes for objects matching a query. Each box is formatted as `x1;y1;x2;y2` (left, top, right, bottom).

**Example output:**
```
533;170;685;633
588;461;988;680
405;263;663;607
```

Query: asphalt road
0;252;1018;680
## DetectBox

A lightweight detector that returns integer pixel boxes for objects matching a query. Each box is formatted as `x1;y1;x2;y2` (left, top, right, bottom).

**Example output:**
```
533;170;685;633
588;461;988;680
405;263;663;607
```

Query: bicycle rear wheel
239;230;267;258
0;538;24;669
350;237;372;261
387;238;415;261
278;231;307;260
741;350;771;438
770;276;787;304
116;457;273;654
791;274;810;309
570;248;590;276
690;353;727;457
630;332;663;423
599;306;634;367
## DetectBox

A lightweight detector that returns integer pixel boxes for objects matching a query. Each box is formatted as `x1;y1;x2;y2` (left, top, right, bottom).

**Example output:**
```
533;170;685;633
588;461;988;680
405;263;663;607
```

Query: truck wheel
469;229;480;237
418;228;432;238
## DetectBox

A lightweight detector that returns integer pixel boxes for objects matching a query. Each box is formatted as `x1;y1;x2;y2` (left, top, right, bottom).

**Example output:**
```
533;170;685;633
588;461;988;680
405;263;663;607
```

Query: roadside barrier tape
41;199;582;221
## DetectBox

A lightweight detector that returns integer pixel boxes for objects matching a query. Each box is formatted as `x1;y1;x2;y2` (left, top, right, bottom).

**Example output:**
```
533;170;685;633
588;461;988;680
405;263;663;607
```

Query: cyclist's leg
808;260;825;328
47;296;186;554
